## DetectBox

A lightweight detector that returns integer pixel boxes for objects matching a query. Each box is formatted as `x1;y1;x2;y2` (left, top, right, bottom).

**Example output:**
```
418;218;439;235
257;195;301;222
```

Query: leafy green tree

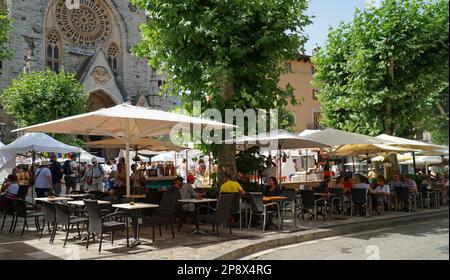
132;0;311;178
313;0;448;140
0;11;12;61
1;69;87;148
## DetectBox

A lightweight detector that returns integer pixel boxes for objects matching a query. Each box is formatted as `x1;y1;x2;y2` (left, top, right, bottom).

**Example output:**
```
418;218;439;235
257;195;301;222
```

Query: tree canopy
312;0;449;143
132;0;312;176
1;69;87;128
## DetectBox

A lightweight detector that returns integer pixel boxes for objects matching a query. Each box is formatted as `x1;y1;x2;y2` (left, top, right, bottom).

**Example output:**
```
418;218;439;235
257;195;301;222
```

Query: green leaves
313;0;449;140
0;11;12;61
1;69;87;128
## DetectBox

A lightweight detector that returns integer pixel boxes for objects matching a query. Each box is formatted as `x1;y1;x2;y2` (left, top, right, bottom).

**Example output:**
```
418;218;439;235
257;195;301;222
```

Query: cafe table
61;193;93;199
178;198;218;234
67;200;111;207
124;194;146;200
112;202;159;246
34;197;73;202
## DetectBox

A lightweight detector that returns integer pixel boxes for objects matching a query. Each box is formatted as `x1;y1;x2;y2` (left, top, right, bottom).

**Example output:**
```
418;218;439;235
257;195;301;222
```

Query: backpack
63;160;72;176
50;160;63;182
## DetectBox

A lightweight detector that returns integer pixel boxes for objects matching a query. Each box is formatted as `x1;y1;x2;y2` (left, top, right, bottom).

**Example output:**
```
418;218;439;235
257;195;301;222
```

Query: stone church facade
0;0;177;143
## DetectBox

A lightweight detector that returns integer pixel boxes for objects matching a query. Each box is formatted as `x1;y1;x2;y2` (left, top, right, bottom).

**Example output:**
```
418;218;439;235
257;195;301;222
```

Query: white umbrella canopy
298;128;385;146
151;151;176;162
333;143;418;156
416;148;449;156
79;149;105;163
87;137;185;152
0;132;81;155
13;103;235;196
400;156;443;165
375;134;445;151
235;129;329;149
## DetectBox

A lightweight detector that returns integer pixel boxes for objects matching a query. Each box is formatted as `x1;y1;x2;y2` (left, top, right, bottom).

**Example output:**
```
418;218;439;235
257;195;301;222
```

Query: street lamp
0;122;6;143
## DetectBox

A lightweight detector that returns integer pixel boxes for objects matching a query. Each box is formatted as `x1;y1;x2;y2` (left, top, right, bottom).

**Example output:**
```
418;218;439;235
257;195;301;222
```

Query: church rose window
55;0;112;48
46;30;61;72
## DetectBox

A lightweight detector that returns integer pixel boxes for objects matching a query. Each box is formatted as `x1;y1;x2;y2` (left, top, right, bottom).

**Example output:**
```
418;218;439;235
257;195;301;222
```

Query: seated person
1;174;20;201
173;176;200;212
389;174;404;191
220;173;245;195
353;175;370;195
403;174;417;192
343;177;353;194
316;176;330;193
264;177;282;196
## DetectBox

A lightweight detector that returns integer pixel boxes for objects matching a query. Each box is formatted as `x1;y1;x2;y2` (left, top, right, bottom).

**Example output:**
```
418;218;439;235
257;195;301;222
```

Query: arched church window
107;43;120;74
46;30;62;73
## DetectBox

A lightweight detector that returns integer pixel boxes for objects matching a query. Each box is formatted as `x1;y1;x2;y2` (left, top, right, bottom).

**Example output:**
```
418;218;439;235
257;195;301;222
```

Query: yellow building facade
279;55;321;132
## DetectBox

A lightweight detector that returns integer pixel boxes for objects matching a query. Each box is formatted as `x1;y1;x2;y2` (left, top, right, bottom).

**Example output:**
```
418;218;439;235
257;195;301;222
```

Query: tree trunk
217;81;237;185
384;59;399;180
217;143;237;185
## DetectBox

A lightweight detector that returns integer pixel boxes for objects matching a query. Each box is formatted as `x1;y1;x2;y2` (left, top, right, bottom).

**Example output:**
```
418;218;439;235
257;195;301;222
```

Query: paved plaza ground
0;206;447;260
247;218;449;260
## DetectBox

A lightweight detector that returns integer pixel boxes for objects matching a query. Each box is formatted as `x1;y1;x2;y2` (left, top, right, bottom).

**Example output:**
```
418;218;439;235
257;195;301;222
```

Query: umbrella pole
125;120;131;197
305;149;308;182
31;150;35;201
352;156;355;173
278;146;282;184
185;150;189;176
366;152;369;176
412;152;416;175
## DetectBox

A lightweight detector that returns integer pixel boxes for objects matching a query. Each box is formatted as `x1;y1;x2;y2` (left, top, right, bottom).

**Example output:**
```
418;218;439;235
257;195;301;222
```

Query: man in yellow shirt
220;173;245;194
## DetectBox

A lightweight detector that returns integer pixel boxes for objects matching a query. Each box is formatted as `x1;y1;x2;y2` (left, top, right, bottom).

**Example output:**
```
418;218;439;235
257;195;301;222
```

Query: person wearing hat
34;160;53;198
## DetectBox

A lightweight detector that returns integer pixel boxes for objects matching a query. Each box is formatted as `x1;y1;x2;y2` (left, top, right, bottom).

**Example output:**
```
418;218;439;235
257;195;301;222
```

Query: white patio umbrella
235;129;329;182
376;134;446;173
87;137;185;152
299;128;385;146
400;156;443;165
14;103;235;196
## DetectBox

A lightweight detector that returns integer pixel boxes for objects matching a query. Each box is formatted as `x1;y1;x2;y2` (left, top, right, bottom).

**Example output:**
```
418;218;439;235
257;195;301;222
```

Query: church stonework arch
87;89;119;112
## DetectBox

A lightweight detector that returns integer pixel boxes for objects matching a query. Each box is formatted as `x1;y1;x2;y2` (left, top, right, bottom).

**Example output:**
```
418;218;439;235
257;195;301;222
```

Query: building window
46;30;62;73
107;43;120;74
312;89;319;100
313;112;321;129
284;62;293;74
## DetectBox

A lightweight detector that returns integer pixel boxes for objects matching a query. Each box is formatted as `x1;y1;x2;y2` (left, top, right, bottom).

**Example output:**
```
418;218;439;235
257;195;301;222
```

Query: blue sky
303;0;372;55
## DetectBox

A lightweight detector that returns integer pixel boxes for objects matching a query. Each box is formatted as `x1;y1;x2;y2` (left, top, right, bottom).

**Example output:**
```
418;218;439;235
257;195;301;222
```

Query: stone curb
215;209;449;260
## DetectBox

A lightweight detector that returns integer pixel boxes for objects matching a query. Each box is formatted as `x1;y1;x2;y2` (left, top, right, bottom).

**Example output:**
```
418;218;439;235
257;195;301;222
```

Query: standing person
179;158;187;180
49;154;63;195
15;165;31;198
81;163;93;192
63;154;79;194
88;158;104;192
34;160;53;198
130;164;145;194
78;162;86;192
116;157;126;196
263;157;277;184
389;174;404;190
